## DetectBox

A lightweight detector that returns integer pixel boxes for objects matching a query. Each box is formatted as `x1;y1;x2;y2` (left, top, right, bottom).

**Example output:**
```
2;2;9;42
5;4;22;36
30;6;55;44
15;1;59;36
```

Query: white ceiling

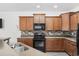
0;3;79;12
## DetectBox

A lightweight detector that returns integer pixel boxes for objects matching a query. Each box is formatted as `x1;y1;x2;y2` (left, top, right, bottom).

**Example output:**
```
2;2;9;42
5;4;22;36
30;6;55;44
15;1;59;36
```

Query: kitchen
17;12;77;56
0;3;79;56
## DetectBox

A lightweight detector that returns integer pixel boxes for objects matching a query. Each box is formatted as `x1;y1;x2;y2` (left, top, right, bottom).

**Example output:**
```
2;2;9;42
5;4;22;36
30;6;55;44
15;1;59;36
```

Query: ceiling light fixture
36;5;40;8
53;5;58;8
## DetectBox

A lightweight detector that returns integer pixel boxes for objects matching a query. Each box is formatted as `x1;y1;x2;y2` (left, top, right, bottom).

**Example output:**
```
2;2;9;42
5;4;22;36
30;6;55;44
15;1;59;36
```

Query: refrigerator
76;24;79;55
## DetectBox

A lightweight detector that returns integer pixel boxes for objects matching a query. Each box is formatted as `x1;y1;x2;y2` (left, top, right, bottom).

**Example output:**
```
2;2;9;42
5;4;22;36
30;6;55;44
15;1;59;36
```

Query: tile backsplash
21;31;77;38
21;31;34;37
46;31;63;36
70;31;77;38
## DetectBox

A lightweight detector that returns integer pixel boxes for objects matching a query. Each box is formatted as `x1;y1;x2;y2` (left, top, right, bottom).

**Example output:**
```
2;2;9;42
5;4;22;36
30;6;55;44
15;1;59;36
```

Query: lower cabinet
17;38;33;47
64;39;77;56
46;38;77;56
46;38;64;51
17;37;77;56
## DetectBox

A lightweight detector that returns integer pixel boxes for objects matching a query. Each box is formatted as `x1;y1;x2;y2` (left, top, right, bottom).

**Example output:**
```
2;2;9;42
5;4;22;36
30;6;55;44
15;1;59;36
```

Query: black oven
33;23;45;30
33;40;46;52
33;23;46;52
33;31;46;52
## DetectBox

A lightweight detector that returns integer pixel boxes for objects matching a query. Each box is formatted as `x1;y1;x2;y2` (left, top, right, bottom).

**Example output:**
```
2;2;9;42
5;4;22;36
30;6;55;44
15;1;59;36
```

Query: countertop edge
17;37;76;42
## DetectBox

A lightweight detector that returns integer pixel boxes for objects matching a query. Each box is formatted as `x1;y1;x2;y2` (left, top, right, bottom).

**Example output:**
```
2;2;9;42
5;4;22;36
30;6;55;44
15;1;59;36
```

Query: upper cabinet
77;13;79;23
61;13;70;31
26;16;34;30
33;14;45;23
46;16;53;30
19;16;27;31
70;13;78;31
19;12;79;31
53;16;61;31
46;16;61;31
19;16;34;31
61;12;75;31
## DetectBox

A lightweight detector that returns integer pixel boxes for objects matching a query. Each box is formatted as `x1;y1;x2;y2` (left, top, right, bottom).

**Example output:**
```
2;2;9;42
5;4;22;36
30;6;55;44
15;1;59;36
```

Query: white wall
0;11;68;44
70;6;79;12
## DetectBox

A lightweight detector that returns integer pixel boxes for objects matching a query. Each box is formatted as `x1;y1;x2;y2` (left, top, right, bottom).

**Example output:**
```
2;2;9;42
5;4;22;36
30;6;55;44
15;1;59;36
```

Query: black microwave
33;23;45;30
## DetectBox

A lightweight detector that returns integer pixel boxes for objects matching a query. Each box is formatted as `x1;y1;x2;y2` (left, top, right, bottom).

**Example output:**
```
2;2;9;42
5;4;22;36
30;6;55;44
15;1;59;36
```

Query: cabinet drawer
17;38;33;47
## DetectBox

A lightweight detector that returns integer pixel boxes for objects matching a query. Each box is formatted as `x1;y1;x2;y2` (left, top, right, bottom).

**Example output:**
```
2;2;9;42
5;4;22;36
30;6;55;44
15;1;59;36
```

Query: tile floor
47;52;69;56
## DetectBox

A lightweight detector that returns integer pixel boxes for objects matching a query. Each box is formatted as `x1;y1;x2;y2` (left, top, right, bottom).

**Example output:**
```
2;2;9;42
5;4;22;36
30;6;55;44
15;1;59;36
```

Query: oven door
33;40;45;52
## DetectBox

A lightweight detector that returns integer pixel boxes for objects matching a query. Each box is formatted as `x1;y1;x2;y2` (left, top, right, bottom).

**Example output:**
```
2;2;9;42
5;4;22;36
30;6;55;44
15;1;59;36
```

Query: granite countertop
0;42;47;56
19;36;76;42
16;42;47;56
46;37;76;42
0;42;18;56
65;37;76;42
20;35;34;38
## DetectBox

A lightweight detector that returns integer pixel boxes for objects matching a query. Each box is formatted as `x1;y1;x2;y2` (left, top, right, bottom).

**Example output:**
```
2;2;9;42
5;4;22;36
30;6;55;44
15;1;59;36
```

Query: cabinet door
39;15;45;23
70;14;78;31
19;16;27;31
64;39;77;56
46;39;56;51
24;38;33;47
17;38;33;47
58;39;64;50
34;15;40;23
46;17;53;30
27;16;34;30
77;13;79;23
62;13;70;31
65;40;72;55
17;38;26;44
66;42;75;56
53;17;61;31
33;14;45;23
46;39;64;51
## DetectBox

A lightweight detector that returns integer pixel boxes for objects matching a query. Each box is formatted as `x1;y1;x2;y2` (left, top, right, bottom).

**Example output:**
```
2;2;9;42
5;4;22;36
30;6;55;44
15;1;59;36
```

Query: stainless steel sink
14;44;29;52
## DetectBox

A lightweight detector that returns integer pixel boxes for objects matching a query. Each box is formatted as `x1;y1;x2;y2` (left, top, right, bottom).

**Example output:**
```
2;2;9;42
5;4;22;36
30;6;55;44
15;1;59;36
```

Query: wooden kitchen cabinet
26;16;34;30
46;16;61;31
19;16;27;31
64;39;77;56
53;17;62;31
77;13;79;23
61;12;74;31
46;38;64;51
33;14;45;23
19;16;34;31
46;16;53;30
17;38;33;47
61;13;70;31
33;15;39;23
70;13;78;31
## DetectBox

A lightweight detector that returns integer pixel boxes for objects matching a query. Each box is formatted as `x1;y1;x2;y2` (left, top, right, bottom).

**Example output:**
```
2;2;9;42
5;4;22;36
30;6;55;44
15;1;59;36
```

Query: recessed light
36;5;40;8
53;5;58;8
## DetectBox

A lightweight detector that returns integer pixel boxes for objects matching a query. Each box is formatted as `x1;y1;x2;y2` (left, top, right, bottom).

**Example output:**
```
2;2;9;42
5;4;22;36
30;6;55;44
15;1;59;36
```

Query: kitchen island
0;42;47;56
